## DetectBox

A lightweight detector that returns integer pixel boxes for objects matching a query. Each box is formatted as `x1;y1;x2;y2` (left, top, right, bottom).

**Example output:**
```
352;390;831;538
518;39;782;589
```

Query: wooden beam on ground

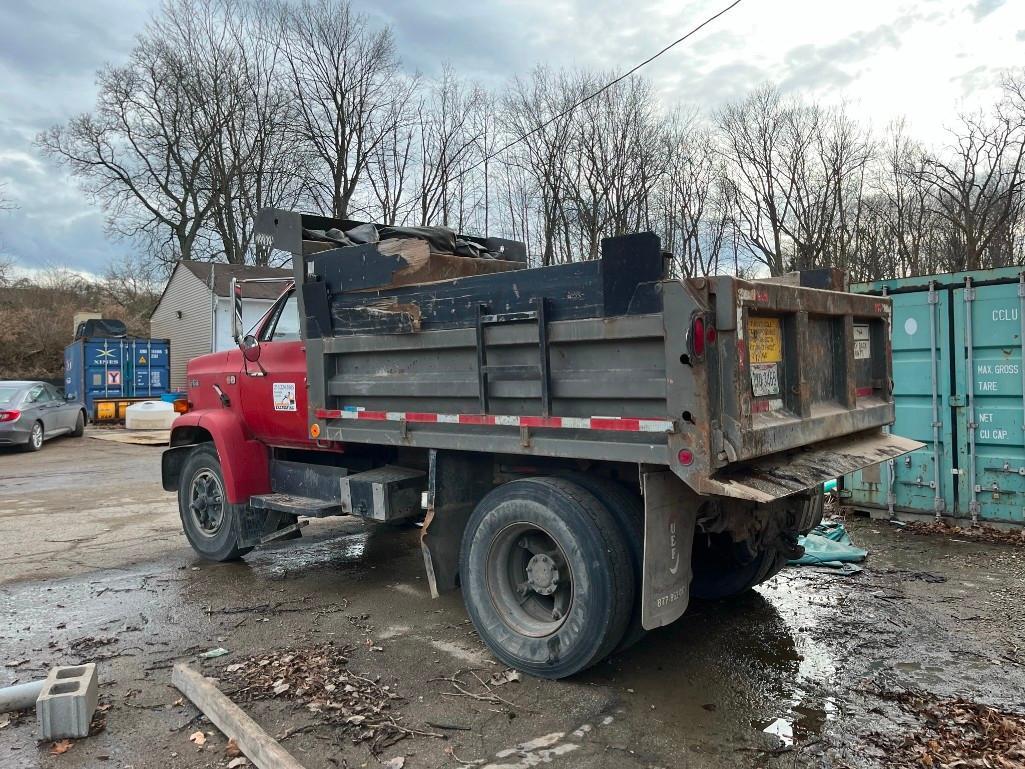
172;663;308;769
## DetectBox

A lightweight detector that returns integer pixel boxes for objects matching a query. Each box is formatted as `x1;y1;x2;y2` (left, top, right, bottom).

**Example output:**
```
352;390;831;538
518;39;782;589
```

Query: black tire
70;410;86;437
555;472;646;652
689;532;784;601
690;489;823;600
459;476;634;679
177;445;252;562
23;421;44;452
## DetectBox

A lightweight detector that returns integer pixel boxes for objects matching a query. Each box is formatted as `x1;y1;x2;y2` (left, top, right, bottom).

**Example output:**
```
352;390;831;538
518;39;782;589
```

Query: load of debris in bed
303;222;503;259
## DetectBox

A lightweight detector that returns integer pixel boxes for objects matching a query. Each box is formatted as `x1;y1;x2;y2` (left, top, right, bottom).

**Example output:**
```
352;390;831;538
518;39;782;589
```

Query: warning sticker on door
853;324;871;360
750;362;780;397
273;382;297;411
748;317;783;363
106;370;121;386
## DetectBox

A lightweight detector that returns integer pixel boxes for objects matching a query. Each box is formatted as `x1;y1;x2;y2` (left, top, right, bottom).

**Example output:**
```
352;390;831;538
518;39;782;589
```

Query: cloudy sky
0;0;1022;277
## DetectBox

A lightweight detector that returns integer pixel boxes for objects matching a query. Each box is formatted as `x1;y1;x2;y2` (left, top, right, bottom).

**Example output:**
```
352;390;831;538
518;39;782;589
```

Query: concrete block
36;663;98;740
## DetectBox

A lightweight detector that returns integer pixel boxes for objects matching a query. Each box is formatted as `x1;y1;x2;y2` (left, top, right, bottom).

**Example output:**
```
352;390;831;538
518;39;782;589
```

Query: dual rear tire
459;476;640;680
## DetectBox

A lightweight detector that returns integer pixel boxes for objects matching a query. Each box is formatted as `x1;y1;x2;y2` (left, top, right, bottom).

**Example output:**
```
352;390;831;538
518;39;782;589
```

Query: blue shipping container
845;266;1025;526
64;337;171;420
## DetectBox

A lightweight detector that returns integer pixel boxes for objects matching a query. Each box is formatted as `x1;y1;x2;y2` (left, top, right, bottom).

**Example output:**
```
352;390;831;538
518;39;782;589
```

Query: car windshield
0;386;21;405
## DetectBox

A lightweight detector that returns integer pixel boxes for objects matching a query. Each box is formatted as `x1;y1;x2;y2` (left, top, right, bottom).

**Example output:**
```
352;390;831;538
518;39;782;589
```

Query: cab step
250;494;341;517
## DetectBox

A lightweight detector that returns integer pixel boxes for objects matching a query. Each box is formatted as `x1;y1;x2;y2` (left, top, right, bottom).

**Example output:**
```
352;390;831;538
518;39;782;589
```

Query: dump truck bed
252;209;917;501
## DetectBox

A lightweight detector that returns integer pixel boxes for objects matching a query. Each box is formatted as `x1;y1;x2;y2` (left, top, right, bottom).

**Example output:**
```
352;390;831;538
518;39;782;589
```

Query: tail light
173;399;191;414
0;410;21;423
689;314;716;359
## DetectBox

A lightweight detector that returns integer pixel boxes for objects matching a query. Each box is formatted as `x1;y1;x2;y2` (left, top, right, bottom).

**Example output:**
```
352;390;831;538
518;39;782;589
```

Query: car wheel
459;476;634;679
177;445;252;562
70;410;86;437
23;421;44;452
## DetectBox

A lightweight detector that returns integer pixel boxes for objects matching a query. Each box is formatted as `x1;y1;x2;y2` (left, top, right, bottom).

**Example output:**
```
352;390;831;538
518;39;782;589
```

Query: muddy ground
1;436;1024;769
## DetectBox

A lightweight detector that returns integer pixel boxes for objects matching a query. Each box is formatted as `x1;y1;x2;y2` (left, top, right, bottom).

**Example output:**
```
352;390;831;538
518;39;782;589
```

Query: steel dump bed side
249;207;919;500
301;270;917;501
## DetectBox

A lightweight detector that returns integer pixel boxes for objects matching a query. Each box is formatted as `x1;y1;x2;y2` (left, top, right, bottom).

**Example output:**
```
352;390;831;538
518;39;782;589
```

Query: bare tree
278;0;408;219
656;116;730;277
409;66;486;227
37;13;222;266
917;108;1025;271
503;68;579;265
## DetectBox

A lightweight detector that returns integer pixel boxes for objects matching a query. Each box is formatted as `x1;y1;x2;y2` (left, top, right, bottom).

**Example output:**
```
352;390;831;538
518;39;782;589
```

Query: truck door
239;291;310;447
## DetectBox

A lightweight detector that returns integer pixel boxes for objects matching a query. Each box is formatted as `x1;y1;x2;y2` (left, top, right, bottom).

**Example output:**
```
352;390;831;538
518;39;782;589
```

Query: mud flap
700;430;923;503
641;469;697;630
420;450;495;598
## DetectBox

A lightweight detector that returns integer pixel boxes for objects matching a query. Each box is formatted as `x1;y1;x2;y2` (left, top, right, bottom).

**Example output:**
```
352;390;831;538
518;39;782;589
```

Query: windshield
0;386;22;405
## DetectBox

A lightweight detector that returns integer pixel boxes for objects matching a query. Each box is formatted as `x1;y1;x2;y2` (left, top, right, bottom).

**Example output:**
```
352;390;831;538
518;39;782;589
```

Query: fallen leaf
273;682;290;696
189;730;207;746
0;715;10;729
488;669;521;686
382;758;404;769
227;757;249;768
226;738;241;757
225;663;245;673
200;647;229;659
51;740;74;755
172;697;184;707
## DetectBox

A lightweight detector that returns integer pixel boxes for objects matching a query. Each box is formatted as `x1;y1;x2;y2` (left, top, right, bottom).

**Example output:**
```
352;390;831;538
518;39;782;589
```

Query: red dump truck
162;208;918;678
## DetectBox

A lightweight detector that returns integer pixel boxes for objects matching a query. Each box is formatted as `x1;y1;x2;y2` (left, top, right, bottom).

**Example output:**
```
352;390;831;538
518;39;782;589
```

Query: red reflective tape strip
520;416;563;428
590;417;641;432
855;387;873;397
458;414;497;426
751;400;770;414
314;408;673;433
404;412;439;423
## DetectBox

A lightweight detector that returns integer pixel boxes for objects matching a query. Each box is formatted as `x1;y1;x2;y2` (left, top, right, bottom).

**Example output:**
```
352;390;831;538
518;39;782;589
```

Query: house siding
150;265;214;389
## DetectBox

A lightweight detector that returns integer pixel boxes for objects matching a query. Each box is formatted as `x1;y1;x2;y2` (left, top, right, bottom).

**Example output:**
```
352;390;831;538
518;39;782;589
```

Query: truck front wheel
177;445;253;562
459;477;634;679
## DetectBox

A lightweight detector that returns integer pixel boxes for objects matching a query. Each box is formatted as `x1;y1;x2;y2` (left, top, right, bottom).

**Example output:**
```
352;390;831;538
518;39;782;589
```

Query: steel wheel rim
189;469;225;537
31;424;42;448
486;522;573;637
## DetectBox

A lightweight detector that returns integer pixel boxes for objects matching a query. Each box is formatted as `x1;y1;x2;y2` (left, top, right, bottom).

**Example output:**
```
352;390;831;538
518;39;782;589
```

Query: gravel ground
1;436;1023;769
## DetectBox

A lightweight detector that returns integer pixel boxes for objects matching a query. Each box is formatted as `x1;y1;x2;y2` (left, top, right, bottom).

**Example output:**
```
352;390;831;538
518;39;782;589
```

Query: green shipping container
845;266;1025;526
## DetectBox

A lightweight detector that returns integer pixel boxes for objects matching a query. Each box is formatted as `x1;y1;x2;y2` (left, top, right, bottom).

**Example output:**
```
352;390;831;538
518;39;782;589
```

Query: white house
150;261;292;389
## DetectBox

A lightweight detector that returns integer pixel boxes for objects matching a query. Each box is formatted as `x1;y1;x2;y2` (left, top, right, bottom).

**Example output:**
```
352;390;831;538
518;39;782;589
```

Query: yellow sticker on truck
748;317;783;364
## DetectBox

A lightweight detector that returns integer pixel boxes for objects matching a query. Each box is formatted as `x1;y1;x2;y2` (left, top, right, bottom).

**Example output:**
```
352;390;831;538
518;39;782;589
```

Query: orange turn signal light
310;423;321;439
173;398;191;414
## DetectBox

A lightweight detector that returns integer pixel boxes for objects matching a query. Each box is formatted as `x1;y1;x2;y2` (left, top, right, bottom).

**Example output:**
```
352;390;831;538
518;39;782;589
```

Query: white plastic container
124;400;176;430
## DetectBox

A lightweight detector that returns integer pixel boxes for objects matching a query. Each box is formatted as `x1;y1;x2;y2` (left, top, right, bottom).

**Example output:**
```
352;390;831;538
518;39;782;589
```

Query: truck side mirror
241;334;262;363
231;277;244;345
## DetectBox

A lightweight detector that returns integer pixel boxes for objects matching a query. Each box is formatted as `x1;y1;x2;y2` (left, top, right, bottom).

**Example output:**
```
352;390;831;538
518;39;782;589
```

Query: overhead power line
460;0;746;178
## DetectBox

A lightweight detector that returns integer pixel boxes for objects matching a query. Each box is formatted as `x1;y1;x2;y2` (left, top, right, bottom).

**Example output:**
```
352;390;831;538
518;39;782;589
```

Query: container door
952;278;1025;525
847;287;955;514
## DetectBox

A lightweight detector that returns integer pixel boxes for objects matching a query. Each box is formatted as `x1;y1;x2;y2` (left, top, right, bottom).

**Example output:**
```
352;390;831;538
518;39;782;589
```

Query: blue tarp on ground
788;521;867;568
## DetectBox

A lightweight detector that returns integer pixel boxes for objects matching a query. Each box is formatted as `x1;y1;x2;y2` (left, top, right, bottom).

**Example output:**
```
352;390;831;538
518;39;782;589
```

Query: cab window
261;293;301;342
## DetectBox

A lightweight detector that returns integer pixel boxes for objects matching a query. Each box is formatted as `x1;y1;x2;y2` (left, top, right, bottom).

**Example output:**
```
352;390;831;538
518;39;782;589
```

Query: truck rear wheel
690;489;823;600
690;534;786;600
555;472;646;652
177;445;253;562
459;476;634;679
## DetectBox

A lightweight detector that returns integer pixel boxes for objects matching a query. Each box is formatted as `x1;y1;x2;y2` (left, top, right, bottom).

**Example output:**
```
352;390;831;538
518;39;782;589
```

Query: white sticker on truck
750;362;780;397
273;382;297;411
853;324;871;360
